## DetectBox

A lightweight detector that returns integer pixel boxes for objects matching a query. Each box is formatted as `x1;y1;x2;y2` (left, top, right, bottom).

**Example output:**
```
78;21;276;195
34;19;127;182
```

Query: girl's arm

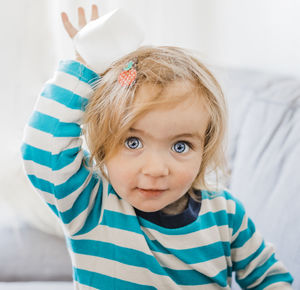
230;197;293;288
21;6;104;237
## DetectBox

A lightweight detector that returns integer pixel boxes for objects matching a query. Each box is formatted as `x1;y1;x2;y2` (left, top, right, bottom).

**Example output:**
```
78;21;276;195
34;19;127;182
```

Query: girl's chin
132;201;166;213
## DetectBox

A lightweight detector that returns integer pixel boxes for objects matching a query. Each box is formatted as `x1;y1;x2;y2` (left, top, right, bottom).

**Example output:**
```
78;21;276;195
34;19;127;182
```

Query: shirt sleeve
230;197;294;289
21;60;103;237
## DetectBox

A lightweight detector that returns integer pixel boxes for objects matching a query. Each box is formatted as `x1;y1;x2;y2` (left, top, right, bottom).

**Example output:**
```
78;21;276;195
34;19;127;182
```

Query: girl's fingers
61;12;78;39
61;5;99;39
78;7;87;29
91;4;99;20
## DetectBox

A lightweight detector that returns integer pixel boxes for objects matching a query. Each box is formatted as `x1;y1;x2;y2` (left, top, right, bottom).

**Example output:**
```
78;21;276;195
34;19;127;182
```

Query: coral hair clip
118;60;137;87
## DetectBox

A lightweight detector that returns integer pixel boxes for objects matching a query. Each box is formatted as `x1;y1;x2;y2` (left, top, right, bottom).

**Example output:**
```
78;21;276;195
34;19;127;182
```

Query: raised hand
61;5;99;64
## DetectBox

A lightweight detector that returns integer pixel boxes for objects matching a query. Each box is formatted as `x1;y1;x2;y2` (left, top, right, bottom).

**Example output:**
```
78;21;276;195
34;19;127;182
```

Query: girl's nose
141;153;169;177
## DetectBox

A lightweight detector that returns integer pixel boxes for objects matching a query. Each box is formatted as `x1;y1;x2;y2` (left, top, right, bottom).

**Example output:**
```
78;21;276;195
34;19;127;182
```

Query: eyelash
124;136;194;152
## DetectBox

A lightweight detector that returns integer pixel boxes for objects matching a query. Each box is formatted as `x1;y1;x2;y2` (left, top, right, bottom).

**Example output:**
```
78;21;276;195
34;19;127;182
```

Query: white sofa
0;66;299;289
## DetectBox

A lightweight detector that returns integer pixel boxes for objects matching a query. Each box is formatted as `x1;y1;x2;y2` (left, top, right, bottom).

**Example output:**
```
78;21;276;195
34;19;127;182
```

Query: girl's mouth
137;188;167;197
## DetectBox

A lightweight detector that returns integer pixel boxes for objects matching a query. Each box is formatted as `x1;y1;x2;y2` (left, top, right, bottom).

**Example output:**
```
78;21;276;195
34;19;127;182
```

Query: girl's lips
137;188;167;197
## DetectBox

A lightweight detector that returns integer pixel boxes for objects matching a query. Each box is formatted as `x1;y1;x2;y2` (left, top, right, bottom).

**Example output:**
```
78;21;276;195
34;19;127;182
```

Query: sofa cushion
0;208;72;282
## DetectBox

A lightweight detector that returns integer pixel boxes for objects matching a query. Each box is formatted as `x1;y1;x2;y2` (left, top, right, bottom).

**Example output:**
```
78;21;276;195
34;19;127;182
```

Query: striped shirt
21;60;293;289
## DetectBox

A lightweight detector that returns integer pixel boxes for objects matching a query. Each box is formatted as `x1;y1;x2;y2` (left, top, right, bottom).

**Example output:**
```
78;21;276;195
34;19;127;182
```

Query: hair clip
118;60;137;87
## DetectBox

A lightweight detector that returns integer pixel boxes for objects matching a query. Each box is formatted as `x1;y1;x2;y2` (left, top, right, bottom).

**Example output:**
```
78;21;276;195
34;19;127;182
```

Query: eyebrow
129;128;204;142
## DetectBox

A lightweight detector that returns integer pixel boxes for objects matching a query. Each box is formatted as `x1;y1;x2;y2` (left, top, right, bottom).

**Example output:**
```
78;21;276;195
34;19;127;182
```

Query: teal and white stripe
21;60;293;289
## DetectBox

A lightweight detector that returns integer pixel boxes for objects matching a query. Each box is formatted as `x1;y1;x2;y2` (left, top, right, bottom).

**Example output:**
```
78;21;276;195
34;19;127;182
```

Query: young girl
21;5;293;289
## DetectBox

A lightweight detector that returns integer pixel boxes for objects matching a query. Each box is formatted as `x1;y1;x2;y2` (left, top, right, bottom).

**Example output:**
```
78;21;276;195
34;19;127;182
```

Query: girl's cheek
176;169;197;186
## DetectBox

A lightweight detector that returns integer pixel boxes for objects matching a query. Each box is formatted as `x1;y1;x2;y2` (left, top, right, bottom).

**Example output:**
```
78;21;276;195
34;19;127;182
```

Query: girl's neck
161;194;189;215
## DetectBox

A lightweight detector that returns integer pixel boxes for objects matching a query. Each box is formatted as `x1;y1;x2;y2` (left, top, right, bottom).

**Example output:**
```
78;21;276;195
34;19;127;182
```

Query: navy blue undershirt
134;190;202;229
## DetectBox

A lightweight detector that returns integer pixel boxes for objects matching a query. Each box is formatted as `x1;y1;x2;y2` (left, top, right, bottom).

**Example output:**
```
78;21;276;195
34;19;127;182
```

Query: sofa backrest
215;67;300;287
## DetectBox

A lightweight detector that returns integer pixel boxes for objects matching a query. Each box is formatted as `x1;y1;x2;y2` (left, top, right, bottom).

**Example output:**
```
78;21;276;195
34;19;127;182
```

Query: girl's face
106;81;210;212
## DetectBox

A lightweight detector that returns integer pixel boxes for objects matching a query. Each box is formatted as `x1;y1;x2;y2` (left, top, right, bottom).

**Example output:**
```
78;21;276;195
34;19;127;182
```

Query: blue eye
172;141;190;153
125;137;142;149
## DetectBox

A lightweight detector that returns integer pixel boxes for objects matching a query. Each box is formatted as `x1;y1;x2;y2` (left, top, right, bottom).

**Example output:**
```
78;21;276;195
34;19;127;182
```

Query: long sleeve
230;196;293;289
21;60;103;237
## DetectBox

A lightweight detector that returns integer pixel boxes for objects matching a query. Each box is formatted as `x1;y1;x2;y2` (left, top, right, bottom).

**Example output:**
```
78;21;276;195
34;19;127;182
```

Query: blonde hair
83;46;228;200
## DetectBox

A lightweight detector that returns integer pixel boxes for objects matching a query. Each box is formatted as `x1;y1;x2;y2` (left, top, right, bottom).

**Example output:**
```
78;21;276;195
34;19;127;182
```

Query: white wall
0;0;56;140
210;0;300;78
54;0;300;78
